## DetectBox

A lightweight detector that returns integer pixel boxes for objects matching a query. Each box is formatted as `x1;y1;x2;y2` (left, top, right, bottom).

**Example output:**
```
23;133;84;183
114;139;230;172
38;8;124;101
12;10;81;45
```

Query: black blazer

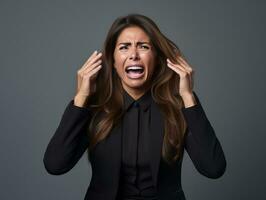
43;91;226;200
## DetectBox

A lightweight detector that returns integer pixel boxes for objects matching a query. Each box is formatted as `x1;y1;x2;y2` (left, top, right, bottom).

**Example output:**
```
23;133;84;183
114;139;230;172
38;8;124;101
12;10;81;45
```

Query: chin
122;77;148;90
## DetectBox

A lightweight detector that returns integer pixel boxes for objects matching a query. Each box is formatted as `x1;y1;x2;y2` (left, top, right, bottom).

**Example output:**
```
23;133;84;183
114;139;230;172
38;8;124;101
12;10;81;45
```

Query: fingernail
95;50;98;54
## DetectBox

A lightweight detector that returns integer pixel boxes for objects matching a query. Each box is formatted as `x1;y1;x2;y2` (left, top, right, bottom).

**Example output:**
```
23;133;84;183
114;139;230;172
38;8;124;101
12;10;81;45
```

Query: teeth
126;65;144;70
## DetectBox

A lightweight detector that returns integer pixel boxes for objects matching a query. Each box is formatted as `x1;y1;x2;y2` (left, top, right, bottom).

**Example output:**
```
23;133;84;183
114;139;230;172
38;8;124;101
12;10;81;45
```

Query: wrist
180;92;197;108
74;94;89;108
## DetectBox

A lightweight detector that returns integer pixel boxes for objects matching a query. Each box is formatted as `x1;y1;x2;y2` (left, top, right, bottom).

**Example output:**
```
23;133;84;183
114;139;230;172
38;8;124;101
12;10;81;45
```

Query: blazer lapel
149;100;165;188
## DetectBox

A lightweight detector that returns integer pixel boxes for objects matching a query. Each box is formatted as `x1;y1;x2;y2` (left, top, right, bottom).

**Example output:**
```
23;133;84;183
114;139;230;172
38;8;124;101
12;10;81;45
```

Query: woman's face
113;26;156;95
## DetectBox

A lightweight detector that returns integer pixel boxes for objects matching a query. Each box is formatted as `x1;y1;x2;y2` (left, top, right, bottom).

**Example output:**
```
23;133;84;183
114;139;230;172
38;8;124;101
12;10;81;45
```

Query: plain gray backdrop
1;0;265;199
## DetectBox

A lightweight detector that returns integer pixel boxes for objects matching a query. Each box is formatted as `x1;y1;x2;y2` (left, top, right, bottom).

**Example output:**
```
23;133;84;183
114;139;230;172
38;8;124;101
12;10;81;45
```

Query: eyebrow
118;42;151;46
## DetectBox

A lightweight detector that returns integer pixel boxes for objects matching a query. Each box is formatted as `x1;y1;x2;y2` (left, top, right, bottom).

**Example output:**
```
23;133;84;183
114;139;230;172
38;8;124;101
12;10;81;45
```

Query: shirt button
133;101;139;108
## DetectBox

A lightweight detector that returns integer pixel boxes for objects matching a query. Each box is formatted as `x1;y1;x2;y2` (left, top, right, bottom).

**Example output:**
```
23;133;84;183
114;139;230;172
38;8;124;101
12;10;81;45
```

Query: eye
119;45;128;50
140;45;150;49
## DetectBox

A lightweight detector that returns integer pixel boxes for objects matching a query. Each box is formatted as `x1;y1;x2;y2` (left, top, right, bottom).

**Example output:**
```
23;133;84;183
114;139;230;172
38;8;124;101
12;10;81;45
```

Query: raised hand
166;55;197;107
166;55;194;97
74;50;102;107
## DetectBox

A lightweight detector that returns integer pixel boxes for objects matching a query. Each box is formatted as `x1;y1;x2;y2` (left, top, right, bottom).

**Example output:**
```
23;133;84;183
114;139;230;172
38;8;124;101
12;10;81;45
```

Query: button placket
132;101;140;186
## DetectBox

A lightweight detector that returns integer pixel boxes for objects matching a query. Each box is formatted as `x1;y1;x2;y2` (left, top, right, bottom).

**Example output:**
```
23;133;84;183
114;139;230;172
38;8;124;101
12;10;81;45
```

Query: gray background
0;0;265;199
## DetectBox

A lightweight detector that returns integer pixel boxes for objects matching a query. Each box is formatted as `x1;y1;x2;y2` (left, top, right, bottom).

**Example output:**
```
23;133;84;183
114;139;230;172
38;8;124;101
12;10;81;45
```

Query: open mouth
125;65;144;74
125;65;145;79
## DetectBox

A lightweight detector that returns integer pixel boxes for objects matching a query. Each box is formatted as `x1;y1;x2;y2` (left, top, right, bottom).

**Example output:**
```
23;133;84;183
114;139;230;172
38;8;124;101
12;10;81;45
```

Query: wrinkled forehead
116;26;151;44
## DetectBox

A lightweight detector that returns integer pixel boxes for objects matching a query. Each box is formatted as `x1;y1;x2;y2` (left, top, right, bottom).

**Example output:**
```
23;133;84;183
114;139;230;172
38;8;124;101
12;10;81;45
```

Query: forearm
180;92;197;108
182;92;226;178
43;99;92;175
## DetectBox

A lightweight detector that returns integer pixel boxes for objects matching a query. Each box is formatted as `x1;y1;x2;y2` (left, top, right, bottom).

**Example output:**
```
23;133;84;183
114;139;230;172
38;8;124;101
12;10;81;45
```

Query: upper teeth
126;66;144;70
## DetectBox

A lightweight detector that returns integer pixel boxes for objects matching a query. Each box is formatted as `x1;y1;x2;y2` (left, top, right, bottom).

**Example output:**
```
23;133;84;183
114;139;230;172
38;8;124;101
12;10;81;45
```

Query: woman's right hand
74;50;102;107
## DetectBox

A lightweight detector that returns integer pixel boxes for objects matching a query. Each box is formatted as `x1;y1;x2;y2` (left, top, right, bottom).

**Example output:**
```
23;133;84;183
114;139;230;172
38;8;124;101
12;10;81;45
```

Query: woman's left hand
166;55;194;97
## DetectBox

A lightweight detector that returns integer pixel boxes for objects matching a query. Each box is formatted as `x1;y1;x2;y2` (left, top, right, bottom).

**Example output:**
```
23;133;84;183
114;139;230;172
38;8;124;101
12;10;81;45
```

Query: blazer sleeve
181;91;226;179
43;99;92;175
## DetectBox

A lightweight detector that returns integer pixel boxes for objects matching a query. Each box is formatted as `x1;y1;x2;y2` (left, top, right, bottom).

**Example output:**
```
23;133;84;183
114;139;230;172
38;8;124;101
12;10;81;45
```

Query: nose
129;47;140;60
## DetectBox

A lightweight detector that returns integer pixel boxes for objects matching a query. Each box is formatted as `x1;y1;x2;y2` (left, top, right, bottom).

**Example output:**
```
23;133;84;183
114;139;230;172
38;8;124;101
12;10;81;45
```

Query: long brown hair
86;13;188;165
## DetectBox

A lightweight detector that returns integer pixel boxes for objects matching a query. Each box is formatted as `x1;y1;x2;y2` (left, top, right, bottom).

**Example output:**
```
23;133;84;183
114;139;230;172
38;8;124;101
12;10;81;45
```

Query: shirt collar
123;88;152;112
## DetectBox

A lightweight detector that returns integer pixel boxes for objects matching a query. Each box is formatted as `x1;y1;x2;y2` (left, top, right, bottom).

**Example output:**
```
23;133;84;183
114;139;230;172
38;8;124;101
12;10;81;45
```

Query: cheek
114;56;127;76
114;53;127;67
143;54;156;69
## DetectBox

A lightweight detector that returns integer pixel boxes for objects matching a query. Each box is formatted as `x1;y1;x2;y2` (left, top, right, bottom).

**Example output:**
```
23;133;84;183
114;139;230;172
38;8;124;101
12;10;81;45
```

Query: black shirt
120;89;157;200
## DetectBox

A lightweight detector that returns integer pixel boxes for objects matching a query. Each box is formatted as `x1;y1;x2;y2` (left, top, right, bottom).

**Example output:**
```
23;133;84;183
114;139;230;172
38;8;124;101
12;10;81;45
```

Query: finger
87;52;102;66
86;65;102;78
180;59;194;87
88;68;101;82
167;62;187;77
81;57;102;74
81;52;102;72
177;59;194;89
171;57;194;90
168;58;193;75
178;56;193;71
83;60;102;74
167;61;193;89
80;50;98;70
167;59;189;73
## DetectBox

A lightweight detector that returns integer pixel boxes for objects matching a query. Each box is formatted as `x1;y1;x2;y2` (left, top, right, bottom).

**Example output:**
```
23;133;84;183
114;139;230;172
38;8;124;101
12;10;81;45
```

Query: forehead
116;26;150;43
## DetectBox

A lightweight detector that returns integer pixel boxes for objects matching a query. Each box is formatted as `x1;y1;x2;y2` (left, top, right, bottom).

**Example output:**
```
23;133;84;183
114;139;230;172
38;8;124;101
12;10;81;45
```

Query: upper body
43;14;227;200
43;88;226;200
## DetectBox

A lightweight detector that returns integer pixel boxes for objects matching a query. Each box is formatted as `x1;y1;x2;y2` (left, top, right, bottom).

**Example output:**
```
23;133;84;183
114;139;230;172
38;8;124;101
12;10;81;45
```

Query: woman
43;14;226;200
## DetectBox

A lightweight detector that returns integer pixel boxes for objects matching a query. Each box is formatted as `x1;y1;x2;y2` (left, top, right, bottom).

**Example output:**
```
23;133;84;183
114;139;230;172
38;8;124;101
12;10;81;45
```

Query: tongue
127;70;144;79
129;70;142;74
